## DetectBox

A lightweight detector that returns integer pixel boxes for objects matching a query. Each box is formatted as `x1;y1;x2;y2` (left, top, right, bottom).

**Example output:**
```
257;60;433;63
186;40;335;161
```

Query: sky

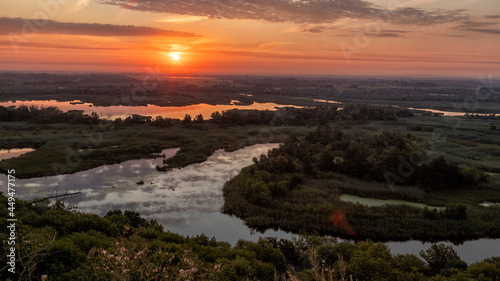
0;0;499;77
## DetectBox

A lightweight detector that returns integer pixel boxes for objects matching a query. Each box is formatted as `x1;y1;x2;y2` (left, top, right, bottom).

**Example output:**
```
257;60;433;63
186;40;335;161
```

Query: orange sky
1;0;499;77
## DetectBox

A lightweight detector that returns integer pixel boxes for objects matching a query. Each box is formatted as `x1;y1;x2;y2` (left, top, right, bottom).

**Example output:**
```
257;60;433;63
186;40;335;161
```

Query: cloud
0;40;130;50
371;32;404;38
456;20;500;35
369;29;407;37
100;0;469;27
0;17;198;37
157;16;208;23
466;28;500;34
193;47;500;65
63;0;91;14
300;26;326;33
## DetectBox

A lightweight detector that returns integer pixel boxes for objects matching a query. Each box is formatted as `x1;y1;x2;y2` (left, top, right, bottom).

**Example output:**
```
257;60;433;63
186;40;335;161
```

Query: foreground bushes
1;195;499;280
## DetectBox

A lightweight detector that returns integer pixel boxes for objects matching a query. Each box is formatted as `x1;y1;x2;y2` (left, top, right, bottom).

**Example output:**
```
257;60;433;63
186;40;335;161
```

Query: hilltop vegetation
1;194;499;281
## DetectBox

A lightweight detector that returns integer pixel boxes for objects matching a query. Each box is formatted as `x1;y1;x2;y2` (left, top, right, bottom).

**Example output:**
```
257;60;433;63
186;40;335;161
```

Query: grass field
0;120;315;178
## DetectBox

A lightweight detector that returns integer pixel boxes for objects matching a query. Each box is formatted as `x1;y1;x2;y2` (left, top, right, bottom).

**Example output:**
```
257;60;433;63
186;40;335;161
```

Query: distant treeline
0;103;414;127
463;113;500;120
0;105;100;124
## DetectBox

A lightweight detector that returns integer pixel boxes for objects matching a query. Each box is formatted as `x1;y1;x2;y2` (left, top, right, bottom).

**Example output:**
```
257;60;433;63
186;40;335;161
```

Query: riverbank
1;193;499;281
0;106;316;178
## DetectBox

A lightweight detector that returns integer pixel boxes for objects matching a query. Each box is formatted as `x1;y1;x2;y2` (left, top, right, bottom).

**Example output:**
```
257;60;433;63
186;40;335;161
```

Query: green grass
0;121;314;178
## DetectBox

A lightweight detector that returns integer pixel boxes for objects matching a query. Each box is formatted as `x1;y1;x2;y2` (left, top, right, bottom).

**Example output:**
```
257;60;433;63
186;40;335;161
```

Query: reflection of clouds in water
9;148;179;202
24;183;43;188
4;145;293;244
77;144;277;223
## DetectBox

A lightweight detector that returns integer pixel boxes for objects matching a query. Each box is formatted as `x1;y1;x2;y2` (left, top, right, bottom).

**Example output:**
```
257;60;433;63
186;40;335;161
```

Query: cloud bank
100;0;469;27
457;20;500;35
0;17;198;37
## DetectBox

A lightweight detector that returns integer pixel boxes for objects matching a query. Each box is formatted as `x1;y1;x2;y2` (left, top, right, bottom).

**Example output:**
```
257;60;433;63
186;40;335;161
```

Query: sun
169;52;181;61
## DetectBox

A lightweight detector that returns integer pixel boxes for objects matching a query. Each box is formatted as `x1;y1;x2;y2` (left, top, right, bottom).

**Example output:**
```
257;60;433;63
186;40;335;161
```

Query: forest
222;105;500;241
1;194;499;281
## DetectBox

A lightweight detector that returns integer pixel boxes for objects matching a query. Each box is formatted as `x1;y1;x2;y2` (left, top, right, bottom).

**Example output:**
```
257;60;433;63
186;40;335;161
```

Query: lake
2;99;492;120
0;100;301;120
1;144;499;264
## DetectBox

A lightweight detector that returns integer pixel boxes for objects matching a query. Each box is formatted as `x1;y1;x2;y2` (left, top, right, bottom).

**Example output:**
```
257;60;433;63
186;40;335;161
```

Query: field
0;119;314;178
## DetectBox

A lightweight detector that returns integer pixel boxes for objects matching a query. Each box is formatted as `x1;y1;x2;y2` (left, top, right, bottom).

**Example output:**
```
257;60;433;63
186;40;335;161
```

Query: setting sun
169;52;181;61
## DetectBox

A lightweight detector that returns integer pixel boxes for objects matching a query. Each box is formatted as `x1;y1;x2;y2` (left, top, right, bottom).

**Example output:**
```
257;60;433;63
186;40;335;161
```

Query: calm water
0;100;301;120
2;144;291;244
0;148;35;161
339;194;444;210
1;144;499;263
2;99;496;119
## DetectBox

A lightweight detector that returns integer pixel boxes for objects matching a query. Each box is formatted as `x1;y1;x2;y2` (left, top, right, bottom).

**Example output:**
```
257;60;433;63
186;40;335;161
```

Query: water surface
1;144;291;244
0;100;301;120
339;194;444;210
1;145;498;262
0;148;35;161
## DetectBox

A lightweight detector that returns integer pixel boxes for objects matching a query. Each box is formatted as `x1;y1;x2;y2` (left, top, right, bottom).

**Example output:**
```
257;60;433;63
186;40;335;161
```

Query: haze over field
1;0;499;77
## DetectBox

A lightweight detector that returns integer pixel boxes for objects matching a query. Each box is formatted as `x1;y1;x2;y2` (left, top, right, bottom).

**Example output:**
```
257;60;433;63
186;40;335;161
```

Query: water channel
1;144;499;264
0;100;301;120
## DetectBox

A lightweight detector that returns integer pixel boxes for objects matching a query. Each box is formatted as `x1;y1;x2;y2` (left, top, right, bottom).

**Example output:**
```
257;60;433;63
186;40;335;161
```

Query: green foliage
466;257;500;280
223;122;499;241
420;244;468;276
489;122;496;130
1;194;499;280
444;204;468;220
393;253;428;274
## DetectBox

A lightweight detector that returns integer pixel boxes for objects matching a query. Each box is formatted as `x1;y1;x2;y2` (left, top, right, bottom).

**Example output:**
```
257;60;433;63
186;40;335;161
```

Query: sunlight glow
169;52;181;61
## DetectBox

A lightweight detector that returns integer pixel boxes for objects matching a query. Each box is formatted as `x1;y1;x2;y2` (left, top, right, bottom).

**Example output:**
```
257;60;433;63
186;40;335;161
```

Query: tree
489;122;496;130
210;111;223;125
414;156;465;190
466;257;500;280
194;114;204;124
182;114;192;125
444;203;467;220
420;244;467;276
318;149;335;172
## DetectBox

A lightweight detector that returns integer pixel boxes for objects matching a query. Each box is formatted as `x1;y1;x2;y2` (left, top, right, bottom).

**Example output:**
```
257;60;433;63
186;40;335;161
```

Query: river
1;144;499;264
